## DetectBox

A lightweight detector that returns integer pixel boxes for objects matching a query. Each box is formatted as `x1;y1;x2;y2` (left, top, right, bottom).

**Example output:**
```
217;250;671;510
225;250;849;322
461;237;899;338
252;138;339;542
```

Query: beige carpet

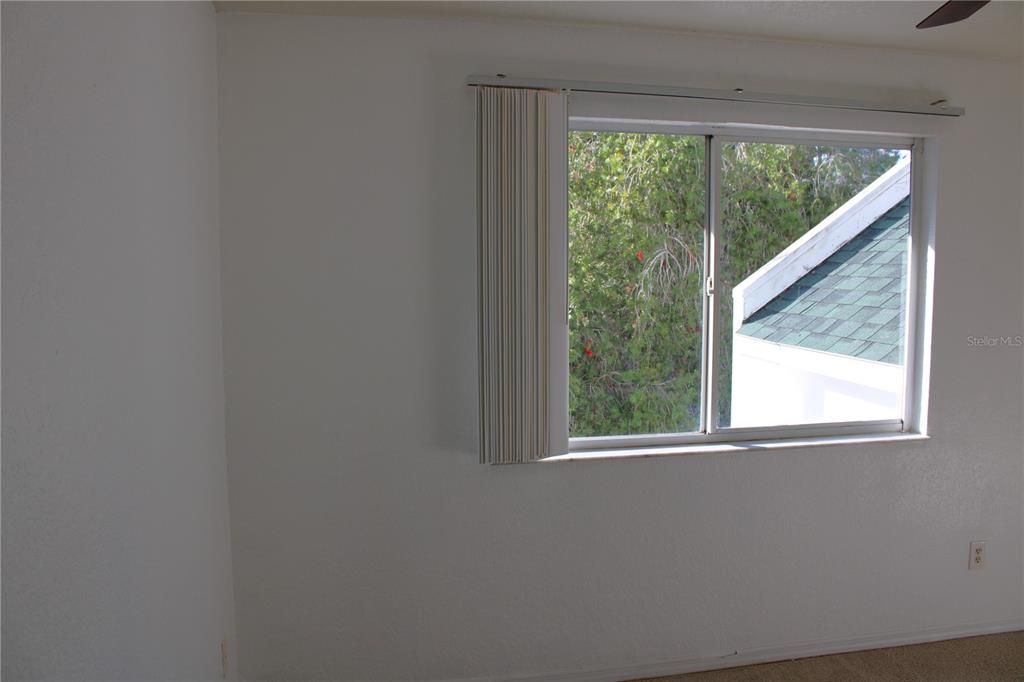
637;631;1024;682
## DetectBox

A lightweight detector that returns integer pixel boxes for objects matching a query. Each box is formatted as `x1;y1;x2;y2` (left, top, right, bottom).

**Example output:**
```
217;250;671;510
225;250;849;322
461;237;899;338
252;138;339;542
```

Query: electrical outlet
969;541;986;570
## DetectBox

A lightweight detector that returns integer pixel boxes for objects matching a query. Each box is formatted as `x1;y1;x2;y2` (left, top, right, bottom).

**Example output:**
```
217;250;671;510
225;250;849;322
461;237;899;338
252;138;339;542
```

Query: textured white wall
1020;4;1024;626
215;12;1024;682
2;3;236;680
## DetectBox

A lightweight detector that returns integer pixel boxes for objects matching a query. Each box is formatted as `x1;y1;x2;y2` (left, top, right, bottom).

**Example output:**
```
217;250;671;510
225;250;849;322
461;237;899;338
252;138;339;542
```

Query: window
569;134;913;444
716;143;910;430
475;84;940;462
559;95;935;456
569;132;706;437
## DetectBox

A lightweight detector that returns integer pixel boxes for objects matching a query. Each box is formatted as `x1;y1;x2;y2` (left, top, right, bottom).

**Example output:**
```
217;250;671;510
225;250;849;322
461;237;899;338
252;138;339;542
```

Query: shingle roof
736;196;909;364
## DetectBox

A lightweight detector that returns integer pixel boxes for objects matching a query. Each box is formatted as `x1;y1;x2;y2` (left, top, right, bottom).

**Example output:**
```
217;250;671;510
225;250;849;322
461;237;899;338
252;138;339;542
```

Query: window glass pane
716;142;909;428
568;132;706;437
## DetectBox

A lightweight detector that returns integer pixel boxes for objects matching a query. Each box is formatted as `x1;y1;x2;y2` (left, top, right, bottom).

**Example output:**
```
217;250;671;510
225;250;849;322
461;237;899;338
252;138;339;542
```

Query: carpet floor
637;631;1024;681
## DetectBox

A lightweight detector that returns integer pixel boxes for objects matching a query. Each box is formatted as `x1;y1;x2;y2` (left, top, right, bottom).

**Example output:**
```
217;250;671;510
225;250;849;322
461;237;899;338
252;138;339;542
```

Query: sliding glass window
568;125;916;450
714;141;910;430
569;132;706;438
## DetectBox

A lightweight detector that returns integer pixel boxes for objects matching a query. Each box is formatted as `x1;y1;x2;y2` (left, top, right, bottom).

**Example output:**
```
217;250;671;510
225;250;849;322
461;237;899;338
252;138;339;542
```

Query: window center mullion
704;136;722;435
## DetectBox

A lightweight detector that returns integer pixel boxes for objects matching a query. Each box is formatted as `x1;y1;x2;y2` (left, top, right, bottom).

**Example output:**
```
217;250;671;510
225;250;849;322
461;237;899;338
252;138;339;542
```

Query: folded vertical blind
477;85;566;464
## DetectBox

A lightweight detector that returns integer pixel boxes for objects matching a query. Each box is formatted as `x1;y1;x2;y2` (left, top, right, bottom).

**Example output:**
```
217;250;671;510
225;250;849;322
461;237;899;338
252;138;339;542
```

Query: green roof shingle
736;196;909;364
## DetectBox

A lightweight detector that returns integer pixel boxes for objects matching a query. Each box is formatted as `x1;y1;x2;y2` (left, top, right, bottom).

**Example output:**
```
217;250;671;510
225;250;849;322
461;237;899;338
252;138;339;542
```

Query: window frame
559;95;935;456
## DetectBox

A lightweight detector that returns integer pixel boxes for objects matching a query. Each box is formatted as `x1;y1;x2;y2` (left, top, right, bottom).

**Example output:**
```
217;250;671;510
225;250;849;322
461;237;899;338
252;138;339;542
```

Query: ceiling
214;1;1023;61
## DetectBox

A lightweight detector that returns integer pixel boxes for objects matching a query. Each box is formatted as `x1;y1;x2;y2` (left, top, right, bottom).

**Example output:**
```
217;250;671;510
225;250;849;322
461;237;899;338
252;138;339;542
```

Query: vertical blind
477;85;566;464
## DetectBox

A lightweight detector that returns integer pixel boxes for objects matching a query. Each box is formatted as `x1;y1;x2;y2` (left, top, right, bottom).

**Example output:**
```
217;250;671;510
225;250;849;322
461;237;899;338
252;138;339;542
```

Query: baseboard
470;618;1024;682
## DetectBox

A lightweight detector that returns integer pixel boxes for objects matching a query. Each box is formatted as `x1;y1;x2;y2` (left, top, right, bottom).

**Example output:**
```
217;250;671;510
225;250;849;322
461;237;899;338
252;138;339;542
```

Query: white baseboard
460;618;1024;682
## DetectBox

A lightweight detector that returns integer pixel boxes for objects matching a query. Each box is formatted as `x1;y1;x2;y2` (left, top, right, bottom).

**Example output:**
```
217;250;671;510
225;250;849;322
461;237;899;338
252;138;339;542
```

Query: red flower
584;346;594;358
636;250;645;262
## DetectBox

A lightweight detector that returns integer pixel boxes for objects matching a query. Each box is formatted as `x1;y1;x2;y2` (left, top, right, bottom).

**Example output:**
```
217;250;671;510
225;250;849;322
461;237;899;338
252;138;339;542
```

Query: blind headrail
466;75;964;118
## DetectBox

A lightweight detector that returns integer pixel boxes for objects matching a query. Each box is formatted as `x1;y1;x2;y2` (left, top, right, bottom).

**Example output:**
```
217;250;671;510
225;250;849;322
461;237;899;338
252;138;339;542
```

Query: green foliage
569;132;705;436
569;131;901;436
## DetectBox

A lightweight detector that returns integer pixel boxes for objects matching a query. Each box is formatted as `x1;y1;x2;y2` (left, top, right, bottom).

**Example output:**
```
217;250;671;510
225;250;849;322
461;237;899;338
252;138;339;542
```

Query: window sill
543;432;929;463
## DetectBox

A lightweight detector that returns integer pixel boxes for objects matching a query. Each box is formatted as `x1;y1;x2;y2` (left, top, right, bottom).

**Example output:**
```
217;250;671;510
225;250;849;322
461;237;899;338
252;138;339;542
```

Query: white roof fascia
732;156;911;332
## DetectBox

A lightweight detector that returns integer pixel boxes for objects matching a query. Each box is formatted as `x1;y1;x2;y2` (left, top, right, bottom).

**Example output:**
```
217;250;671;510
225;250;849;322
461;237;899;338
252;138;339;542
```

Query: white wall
731;336;903;427
3;3;236;679
1020;6;1024;621
216;12;1024;681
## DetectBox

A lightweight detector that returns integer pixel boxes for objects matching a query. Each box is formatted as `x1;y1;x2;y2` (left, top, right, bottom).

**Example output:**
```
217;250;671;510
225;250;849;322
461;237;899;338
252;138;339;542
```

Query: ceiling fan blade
916;0;990;29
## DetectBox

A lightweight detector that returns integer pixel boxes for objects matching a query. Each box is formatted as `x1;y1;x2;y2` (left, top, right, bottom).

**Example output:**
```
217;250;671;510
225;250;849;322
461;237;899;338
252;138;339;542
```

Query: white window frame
553;91;940;458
